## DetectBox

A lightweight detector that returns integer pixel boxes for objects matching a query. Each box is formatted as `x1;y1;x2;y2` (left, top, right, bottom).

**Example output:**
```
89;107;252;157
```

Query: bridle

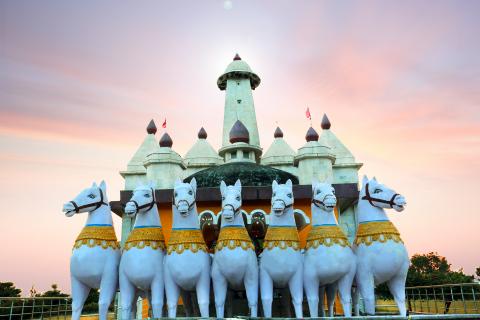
173;187;196;212
69;188;109;213
311;189;335;208
272;198;293;211
222;202;241;216
129;188;156;213
361;183;399;208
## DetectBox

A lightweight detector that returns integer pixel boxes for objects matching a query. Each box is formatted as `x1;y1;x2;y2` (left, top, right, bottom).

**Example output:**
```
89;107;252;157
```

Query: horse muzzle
323;196;337;211
393;195;406;212
62;203;76;217
176;201;190;216
124;202;138;217
272;200;286;216
222;209;235;222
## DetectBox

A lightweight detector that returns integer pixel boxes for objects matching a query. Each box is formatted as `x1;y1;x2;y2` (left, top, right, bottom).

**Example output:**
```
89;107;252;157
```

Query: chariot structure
110;54;363;316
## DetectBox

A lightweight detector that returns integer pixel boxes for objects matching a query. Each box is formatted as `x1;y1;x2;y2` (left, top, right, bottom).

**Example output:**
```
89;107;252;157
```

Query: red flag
162;118;167;128
306;107;311;120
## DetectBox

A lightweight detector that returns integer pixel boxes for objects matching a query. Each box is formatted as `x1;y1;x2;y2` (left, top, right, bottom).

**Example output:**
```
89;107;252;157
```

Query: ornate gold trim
73;226;119;250
263;226;300;251
354;220;403;246
306;225;350;249
167;229;207;254
124;227;165;251
215;226;254;252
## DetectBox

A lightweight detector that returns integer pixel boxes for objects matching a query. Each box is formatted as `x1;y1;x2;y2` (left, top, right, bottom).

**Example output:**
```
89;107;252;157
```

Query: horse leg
337;263;356;317
196;264;211;318
356;270;375;315
71;276;89;320
244;259;259;317
119;270;136;320
387;265;408;317
303;266;319;318
288;266;303;318
150;275;165;319
326;283;337;317
259;267;273;318
212;262;227;318
319;286;326;317
164;266;180;318
98;270;118;320
352;283;360;316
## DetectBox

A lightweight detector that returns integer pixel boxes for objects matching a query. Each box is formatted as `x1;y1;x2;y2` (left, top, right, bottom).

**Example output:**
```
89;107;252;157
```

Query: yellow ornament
215;226;254;252
124;226;165;251
167;228;207;254
263;226;300;251
354;220;403;246
306;225;350;249
73;225;119;250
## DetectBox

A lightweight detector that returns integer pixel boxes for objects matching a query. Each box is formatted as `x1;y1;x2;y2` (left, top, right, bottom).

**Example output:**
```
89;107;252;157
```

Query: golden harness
215;226;254;252
354;220;403;246
73;225;119;250
124;226;165;251
263;226;300;251
167;228;207;254
306;225;350;249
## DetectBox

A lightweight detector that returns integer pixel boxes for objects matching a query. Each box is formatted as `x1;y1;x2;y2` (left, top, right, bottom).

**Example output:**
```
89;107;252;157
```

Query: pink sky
1;1;479;295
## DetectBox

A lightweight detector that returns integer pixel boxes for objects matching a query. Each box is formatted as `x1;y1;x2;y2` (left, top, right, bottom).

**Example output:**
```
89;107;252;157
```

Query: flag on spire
306;107;311;120
162;118;167;128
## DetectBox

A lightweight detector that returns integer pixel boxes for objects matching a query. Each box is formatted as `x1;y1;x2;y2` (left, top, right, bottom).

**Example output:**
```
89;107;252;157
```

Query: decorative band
263;226;300;251
354;220;403;246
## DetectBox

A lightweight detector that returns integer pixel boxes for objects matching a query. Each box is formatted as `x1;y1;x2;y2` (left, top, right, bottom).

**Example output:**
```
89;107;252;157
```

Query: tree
41;284;68;297
476;267;480;280
0;282;21;297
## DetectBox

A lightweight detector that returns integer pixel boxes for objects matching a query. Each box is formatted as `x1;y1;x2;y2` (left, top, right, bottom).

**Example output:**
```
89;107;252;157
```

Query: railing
0;297;72;320
406;283;480;314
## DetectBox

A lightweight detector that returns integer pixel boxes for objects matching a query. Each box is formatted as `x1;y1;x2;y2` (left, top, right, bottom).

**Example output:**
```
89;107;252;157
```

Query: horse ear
286;179;292;188
272;180;278;191
362;175;369;187
174;179;182;188
372;176;378;183
99;180;107;192
148;180;156;189
220;181;227;196
234;179;242;192
324;176;333;184
92;181;97;188
190;177;197;191
311;178;318;191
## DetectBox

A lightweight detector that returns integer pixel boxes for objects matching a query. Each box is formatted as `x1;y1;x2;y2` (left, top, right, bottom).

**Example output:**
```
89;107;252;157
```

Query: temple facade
114;54;363;250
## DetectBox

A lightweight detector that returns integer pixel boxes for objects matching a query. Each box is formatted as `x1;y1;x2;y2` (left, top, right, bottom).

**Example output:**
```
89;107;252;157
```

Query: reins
361;183;399;208
130;188;156;213
69;188;109;213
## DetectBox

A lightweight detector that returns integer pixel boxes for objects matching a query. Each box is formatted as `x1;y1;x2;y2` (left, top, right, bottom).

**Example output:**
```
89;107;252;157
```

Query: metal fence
0;297;72;320
406;283;480;314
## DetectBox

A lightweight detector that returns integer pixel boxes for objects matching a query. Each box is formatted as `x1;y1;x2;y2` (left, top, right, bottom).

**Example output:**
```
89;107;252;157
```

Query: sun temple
112;54;362;253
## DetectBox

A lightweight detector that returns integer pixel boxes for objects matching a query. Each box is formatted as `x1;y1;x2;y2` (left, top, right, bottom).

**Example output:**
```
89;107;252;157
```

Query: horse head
311;180;337;212
360;175;406;212
62;180;109;217
124;181;156;217
173;178;197;217
220;179;242;223
271;179;294;216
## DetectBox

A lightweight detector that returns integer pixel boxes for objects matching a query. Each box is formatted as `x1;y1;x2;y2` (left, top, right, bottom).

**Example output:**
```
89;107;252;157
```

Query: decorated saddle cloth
124;226;165;251
215;225;254;252
354;220;403;246
305;224;350;249
73;224;119;250
263;226;300;251
167;228;207;254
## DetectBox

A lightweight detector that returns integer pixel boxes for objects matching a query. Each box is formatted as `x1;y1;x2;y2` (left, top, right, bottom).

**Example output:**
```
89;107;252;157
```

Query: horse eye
316;190;320;195
273;192;276;197
144;194;150;198
236;196;240;201
88;194;95;199
374;189;382;194
332;190;336;194
222;196;225;201
174;192;178;197
287;193;292;198
188;190;193;195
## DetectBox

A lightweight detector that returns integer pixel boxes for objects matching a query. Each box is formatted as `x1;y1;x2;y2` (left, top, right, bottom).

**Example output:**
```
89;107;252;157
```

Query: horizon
0;0;479;295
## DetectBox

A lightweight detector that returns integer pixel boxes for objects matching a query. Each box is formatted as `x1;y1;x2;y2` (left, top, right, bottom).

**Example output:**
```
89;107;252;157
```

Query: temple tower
218;54;262;158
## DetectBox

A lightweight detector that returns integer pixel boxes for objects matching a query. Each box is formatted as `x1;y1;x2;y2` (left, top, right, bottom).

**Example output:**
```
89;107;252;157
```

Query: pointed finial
274;127;283;138
321;114;331;130
229;120;250;143
159;132;173;148
146;119;157;134
305;127;319;142
233;53;241;61
198;127;207;139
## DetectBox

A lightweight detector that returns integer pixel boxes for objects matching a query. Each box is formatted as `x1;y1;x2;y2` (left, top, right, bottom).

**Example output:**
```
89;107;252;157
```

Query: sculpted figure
260;179;303;318
164;178;211;318
119;182;165;319
303;181;356;317
354;175;409;316
211;180;258;318
62;181;120;320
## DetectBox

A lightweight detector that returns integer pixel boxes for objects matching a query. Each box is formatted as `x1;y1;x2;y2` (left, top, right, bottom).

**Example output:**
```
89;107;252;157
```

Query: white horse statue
164;178;211;318
119;182;165;319
62;181;120;320
303;181;356;317
211;179;258;318
354;175;409;316
260;179;303;318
